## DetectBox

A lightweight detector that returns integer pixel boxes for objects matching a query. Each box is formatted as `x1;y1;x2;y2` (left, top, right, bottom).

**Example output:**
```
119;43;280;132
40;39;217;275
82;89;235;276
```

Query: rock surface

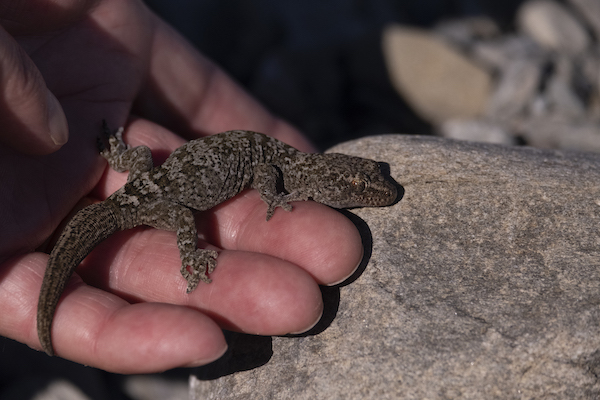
191;135;600;399
382;26;492;124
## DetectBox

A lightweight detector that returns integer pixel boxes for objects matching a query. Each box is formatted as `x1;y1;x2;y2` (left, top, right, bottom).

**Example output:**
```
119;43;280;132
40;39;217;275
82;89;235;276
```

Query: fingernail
289;305;323;335
183;344;228;367
46;90;68;146
328;246;365;286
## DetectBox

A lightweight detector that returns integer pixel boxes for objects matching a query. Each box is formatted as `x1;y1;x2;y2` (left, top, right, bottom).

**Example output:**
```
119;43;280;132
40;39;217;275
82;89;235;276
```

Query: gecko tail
37;201;122;356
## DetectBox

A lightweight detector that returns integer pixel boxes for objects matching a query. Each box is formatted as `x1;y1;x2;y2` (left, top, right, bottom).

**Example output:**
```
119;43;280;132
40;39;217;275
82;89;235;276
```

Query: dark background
146;0;525;149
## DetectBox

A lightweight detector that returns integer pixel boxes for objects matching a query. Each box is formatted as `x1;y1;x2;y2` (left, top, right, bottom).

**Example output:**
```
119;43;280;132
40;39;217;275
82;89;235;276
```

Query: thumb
0;24;68;155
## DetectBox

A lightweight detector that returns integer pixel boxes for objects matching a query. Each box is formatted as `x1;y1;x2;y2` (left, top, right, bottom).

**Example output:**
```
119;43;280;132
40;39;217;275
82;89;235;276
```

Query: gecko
37;122;397;356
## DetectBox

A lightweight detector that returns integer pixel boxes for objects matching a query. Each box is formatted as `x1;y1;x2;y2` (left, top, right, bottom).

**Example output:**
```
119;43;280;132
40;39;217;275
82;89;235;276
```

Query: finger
74;198;361;335
205;190;365;285
0;253;227;373
0;0;98;34
78;229;325;335
0;24;68;154
135;11;315;151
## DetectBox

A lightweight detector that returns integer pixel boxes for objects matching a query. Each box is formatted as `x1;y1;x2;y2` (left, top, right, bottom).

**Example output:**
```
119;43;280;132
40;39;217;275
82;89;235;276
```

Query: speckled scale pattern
37;126;397;356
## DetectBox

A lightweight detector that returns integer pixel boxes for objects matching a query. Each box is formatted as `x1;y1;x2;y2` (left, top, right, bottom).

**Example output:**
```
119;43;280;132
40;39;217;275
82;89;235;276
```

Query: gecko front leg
252;164;310;220
99;121;153;181
139;201;218;293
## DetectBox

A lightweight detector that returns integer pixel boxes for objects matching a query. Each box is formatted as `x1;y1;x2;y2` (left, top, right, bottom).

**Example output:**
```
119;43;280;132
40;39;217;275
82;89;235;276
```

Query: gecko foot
180;249;219;293
98;120;127;155
101;130;127;159
264;192;309;221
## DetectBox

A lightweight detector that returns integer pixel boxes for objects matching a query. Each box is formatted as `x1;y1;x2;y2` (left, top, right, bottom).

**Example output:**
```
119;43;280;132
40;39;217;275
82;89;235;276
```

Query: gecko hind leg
140;201;218;293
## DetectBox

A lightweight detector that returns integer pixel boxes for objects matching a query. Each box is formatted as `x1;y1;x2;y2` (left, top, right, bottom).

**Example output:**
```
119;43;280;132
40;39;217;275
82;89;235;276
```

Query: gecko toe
181;249;218;293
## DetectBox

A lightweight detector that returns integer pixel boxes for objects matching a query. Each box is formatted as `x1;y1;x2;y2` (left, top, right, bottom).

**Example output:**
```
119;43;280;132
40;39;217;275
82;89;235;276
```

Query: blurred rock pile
383;0;600;152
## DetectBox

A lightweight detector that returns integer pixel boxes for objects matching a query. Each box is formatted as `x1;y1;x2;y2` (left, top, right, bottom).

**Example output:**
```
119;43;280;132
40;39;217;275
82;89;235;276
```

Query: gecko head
309;153;397;208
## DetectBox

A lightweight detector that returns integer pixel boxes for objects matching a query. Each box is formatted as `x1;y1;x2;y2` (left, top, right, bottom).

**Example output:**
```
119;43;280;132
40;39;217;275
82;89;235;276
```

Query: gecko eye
351;178;367;192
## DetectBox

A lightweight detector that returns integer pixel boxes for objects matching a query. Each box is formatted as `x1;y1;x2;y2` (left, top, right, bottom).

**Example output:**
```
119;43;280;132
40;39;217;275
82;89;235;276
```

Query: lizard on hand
37;122;397;356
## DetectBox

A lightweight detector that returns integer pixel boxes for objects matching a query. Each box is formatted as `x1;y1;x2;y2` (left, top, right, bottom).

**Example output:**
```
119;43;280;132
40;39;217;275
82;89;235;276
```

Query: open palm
0;0;363;373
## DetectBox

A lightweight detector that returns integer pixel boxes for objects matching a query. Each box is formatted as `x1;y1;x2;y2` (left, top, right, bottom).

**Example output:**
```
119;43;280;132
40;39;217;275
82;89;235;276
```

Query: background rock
517;0;590;55
382;26;492;124
433;16;500;48
568;0;600;40
486;58;542;120
439;118;515;145
421;0;600;150
192;135;600;399
545;56;586;119
471;35;544;70
519;116;600;151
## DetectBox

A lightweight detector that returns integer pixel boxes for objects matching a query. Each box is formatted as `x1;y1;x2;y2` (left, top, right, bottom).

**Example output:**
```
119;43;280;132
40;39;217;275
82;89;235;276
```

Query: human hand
0;0;364;373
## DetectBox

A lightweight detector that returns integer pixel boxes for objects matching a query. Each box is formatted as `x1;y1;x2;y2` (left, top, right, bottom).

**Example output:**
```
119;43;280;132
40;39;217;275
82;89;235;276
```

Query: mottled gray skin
37;126;397;356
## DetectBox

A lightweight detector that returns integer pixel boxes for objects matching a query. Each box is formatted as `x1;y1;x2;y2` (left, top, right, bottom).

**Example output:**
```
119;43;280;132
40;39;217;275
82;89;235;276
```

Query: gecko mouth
372;182;398;206
351;183;398;207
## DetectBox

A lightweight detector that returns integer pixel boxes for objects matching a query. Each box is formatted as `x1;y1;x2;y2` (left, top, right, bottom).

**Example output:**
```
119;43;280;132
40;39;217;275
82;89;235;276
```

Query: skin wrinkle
37;127;397;356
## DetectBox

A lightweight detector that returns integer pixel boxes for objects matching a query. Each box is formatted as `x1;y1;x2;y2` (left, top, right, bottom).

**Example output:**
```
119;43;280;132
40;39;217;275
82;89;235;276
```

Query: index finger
0;24;68;154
